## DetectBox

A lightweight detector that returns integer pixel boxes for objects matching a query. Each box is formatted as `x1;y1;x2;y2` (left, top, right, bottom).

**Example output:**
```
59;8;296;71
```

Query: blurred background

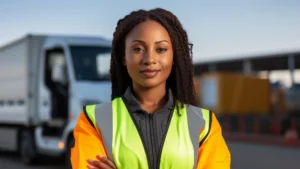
0;0;300;169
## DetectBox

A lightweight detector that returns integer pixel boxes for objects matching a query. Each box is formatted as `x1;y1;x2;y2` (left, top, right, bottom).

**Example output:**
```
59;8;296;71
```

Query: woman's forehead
126;20;171;44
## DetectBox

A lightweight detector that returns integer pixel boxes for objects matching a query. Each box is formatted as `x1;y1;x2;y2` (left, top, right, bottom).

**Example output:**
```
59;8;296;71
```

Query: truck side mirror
51;64;66;84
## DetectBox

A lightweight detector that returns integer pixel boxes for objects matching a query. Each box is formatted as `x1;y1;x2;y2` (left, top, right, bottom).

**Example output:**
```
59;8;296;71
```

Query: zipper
148;113;156;169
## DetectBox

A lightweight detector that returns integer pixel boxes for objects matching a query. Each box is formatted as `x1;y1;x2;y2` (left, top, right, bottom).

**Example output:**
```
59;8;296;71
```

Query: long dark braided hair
110;8;198;107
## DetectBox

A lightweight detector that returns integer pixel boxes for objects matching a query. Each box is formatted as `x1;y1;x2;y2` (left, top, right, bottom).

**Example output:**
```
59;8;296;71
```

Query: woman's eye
157;48;167;53
133;47;144;52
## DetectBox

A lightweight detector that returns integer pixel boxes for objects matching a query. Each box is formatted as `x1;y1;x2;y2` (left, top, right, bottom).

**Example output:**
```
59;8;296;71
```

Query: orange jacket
71;112;231;169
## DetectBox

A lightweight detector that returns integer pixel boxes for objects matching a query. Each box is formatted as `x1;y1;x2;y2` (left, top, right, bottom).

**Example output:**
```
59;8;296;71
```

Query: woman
71;8;231;169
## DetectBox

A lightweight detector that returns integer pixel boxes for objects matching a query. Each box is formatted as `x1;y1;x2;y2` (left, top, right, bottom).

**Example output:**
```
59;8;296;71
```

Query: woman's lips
140;69;160;78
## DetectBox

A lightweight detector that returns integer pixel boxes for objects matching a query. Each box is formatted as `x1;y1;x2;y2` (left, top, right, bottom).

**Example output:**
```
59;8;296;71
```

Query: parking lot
0;152;65;169
1;142;300;169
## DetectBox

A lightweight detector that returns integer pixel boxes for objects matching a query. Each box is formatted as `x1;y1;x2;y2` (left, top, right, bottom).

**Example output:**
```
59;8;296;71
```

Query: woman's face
124;20;174;89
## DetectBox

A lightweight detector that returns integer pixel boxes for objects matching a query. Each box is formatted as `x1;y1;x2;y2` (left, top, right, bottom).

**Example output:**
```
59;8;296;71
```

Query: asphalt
228;141;300;169
1;142;299;169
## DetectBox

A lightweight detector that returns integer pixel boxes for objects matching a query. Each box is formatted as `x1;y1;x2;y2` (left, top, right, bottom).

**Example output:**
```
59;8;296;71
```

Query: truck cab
0;34;112;168
35;36;112;167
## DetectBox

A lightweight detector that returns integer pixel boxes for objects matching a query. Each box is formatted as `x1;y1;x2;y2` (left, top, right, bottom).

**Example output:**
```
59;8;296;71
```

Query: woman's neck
132;83;167;113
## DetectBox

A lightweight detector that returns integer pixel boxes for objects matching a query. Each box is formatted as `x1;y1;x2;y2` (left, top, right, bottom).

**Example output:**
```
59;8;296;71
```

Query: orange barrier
220;115;300;148
284;119;299;146
270;117;281;136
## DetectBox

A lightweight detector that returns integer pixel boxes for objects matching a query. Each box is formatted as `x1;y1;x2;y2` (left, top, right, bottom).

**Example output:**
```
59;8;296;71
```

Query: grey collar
122;86;174;113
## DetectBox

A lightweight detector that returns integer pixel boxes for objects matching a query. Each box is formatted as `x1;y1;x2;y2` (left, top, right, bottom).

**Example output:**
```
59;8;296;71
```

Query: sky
1;0;300;63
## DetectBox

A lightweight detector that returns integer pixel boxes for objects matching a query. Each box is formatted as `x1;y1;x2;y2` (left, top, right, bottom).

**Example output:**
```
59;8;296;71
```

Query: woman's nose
143;50;156;65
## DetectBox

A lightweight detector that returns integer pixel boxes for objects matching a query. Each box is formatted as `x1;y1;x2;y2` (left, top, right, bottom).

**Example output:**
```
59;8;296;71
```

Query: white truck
0;34;112;168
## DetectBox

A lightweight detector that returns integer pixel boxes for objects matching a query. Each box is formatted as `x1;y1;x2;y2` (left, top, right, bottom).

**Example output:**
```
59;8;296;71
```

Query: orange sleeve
71;112;108;169
196;112;231;169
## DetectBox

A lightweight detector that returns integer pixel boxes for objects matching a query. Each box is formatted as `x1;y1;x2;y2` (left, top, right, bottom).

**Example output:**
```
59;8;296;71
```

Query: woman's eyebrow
131;40;145;44
155;40;169;44
131;39;169;44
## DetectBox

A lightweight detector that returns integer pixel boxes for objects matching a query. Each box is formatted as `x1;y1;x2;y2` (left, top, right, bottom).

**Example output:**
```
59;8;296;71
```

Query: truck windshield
70;46;111;81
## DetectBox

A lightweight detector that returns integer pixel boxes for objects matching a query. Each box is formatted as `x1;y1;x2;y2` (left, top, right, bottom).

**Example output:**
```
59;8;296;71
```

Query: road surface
1;142;299;169
0;151;65;169
228;142;300;169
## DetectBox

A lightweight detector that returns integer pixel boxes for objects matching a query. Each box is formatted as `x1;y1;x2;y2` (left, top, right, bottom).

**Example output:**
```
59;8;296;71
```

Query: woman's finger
87;164;99;169
96;155;117;169
87;159;111;169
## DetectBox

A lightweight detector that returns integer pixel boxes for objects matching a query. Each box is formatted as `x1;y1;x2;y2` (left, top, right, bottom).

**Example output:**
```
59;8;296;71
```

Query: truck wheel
20;130;38;165
65;136;75;169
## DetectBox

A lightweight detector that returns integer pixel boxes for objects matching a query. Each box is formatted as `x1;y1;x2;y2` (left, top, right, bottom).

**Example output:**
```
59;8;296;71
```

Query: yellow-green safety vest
84;97;212;169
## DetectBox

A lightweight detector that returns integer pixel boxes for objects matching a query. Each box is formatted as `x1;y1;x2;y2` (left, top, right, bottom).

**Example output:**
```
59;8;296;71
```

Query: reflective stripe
84;103;113;158
186;105;205;168
199;109;212;146
95;102;113;158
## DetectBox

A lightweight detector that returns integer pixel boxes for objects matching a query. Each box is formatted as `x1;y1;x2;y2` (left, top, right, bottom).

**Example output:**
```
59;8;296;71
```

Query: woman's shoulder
83;101;113;115
185;105;222;130
185;104;213;117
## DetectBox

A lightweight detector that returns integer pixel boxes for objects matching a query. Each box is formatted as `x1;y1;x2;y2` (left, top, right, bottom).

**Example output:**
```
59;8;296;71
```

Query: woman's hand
87;155;117;169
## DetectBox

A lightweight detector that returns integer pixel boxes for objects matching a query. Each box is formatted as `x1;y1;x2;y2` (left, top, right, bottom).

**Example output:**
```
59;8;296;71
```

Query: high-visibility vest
84;97;212;169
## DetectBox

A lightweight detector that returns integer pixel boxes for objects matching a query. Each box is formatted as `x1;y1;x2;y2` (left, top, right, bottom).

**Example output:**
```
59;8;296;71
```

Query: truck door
38;48;70;122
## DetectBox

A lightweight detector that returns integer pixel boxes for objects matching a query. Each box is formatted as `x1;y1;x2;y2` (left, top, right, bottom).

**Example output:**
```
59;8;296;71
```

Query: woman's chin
137;80;165;89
